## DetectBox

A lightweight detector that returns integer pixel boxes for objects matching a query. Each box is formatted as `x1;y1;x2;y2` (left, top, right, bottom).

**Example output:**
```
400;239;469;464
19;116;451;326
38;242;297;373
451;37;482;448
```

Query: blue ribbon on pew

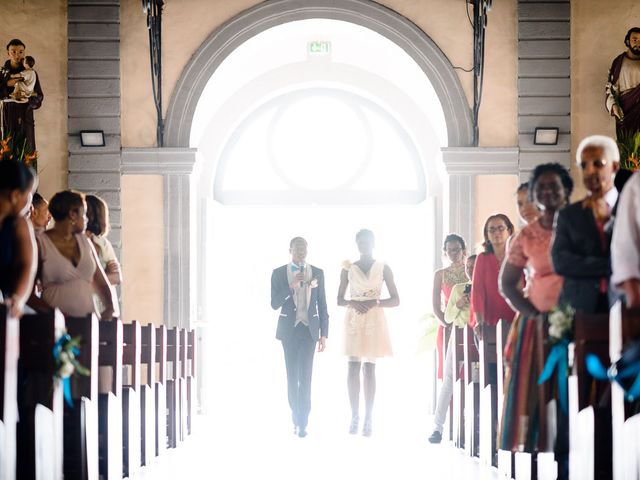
538;339;569;414
53;334;80;407
585;353;640;402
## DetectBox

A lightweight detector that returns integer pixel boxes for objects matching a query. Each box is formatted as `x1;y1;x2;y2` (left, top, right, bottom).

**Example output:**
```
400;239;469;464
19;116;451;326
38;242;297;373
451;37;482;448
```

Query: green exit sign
308;41;331;55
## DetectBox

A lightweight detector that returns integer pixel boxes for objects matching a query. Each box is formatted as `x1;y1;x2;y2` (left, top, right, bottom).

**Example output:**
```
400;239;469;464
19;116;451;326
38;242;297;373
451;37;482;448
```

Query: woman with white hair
551;134;620;314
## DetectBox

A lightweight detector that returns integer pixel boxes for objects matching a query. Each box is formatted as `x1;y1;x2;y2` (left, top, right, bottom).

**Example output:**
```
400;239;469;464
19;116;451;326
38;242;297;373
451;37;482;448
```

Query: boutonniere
309;278;318;289
341;260;352;271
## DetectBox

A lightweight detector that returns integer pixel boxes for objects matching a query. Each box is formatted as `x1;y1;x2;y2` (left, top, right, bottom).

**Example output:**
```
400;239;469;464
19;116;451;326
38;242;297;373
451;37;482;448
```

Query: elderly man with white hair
551;135;620;314
611;171;640;308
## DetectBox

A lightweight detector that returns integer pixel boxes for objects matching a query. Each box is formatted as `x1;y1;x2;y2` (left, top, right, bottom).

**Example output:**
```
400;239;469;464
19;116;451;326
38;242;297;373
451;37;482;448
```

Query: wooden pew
569;312;611;480
155;325;167;456
98;319;123;480
450;325;465;449
63;315;99;480
186;329;197;435
0;305;19;480
478;324;498;466
122;321;141;477
178;329;188;441
17;310;65;480
166;327;185;447
609;301;640;480
140;324;156;465
496;318;513;479
463;325;480;457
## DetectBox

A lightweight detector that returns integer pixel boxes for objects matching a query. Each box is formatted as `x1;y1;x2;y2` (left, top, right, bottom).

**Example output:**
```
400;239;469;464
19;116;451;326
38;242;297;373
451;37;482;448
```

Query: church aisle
134;416;498;480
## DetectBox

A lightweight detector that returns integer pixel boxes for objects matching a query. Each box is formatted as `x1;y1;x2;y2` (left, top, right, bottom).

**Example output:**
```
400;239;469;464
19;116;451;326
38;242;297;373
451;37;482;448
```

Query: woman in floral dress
432;234;469;379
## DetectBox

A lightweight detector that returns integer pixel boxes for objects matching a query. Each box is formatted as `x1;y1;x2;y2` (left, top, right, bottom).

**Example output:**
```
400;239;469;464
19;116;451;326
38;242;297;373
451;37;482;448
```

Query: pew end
0;305;19;480
64;314;100;480
98;319;123;480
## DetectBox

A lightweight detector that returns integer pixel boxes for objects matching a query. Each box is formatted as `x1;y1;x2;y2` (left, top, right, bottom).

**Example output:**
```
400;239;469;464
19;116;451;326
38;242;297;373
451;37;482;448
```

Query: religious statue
0;39;44;156
607;28;640;139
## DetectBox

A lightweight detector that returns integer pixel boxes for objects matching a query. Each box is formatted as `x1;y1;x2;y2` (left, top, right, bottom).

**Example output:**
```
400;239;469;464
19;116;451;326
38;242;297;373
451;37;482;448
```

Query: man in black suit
551;136;619;480
551;135;620;314
271;237;328;438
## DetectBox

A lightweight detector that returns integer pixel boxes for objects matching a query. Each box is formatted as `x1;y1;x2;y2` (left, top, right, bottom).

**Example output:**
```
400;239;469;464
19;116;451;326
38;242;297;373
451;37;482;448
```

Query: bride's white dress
343;260;393;358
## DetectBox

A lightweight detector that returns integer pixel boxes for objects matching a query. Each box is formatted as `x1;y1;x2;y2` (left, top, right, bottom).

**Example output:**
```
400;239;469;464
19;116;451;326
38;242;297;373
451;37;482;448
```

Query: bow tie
291;264;304;272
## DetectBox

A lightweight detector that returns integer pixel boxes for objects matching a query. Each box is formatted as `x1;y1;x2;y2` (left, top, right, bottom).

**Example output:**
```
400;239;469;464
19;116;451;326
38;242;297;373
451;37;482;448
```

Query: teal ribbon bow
538;339;569;414
53;334;80;407
586;353;640;402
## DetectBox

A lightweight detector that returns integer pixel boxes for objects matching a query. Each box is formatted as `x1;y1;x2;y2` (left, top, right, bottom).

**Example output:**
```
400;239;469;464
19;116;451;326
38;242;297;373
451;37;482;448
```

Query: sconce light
533;127;559;146
80;130;105;147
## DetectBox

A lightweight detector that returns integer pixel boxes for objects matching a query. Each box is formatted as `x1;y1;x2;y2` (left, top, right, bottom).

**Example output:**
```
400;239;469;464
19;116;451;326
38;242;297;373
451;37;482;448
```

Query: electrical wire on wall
471;0;492;146
143;0;165;147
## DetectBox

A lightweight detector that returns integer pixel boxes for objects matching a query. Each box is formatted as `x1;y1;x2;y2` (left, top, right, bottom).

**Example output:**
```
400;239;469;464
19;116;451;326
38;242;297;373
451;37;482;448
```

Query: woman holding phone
428;254;477;443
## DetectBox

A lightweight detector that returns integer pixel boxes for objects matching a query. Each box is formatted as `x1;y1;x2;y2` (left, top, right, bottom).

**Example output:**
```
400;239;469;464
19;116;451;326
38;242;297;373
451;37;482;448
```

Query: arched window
190;19;448;205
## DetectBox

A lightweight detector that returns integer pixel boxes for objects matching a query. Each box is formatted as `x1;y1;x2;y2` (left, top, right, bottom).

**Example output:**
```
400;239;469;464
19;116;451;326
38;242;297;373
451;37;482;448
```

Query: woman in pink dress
432;234;468;379
28;190;117;319
498;164;573;473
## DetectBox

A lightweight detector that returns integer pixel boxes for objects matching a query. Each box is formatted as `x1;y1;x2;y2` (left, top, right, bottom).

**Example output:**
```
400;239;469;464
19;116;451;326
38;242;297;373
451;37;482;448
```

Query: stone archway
163;0;474;149
123;0;480;329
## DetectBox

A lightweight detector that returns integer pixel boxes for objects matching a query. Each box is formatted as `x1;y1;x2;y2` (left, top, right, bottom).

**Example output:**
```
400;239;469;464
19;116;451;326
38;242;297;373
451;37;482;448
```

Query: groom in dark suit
271;237;329;438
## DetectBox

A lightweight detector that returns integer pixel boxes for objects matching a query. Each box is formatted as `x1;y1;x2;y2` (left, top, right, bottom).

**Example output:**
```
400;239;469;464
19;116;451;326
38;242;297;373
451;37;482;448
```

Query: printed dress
343;261;393;358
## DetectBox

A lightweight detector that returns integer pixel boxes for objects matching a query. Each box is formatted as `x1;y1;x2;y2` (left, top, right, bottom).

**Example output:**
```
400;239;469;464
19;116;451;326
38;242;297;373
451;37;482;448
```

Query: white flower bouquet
548;304;575;341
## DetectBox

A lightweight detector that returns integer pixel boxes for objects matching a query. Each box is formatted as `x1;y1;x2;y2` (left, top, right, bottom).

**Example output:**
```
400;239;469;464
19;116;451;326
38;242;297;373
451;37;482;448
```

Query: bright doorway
189;17;448;447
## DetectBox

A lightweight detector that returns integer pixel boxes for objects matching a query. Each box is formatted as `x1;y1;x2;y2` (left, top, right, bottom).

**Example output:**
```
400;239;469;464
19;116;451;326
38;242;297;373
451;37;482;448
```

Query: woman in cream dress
338;229;399;437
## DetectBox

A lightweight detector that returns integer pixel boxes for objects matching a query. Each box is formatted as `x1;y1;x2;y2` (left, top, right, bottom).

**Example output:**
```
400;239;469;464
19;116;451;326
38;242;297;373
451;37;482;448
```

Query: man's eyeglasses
580;158;608;170
488;225;508;234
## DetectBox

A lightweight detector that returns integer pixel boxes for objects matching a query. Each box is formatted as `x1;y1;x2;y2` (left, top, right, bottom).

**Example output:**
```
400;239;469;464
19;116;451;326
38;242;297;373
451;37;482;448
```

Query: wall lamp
80;130;105;147
533;127;559;146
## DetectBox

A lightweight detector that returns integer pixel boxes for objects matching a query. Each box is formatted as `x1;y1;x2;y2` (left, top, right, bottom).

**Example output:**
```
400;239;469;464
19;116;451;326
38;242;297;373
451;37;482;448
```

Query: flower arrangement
0;133;38;168
53;332;90;406
538;304;575;414
547;304;575;341
416;312;439;354
617;131;640;171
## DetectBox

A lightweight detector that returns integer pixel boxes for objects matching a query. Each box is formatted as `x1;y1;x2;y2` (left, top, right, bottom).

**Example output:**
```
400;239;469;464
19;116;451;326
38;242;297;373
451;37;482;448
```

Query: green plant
617;131;640;171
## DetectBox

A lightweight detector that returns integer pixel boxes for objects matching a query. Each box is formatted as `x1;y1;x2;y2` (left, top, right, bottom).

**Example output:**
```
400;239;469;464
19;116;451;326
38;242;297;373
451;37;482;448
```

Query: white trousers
433;332;454;433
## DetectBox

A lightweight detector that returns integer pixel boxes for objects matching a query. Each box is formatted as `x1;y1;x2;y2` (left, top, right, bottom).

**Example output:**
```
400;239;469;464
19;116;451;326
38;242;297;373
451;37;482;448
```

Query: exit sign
308;41;331;55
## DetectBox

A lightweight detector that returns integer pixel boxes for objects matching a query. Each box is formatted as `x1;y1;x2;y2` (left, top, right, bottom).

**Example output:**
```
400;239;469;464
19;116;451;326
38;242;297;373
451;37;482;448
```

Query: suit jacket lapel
305;266;313;311
283;265;298;308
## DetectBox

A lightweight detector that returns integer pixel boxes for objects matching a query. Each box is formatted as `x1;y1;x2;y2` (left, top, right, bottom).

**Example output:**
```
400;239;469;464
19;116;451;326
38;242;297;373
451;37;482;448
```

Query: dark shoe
428;430;442;444
297;428;307;438
362;418;372;437
349;415;359;434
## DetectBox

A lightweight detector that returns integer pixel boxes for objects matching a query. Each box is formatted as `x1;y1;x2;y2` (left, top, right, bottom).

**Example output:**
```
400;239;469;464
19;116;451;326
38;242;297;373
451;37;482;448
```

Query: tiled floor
133;416;499;480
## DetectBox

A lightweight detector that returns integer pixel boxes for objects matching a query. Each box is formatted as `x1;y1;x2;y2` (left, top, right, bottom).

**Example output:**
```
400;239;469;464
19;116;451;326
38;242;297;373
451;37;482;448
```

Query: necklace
443;263;467;286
